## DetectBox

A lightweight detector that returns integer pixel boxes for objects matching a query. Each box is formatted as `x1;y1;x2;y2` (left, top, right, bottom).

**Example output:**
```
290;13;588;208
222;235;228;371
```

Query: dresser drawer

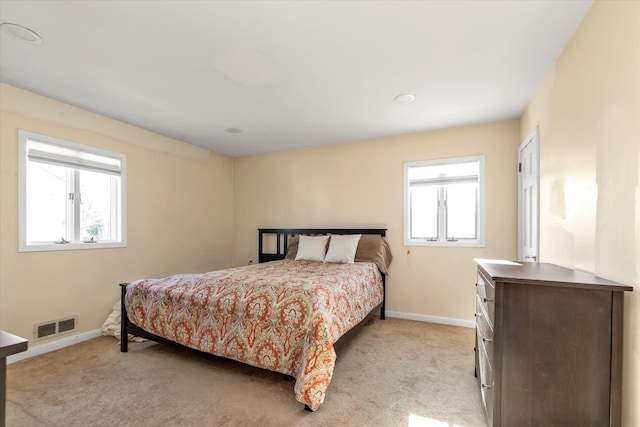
476;270;495;326
478;338;494;425
475;297;494;364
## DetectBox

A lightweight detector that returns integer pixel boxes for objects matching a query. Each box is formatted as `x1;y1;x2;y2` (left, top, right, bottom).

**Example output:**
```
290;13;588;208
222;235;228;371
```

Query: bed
119;228;391;411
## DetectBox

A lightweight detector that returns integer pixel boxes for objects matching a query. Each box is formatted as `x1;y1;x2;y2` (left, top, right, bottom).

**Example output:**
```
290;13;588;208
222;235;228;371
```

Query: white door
518;126;539;262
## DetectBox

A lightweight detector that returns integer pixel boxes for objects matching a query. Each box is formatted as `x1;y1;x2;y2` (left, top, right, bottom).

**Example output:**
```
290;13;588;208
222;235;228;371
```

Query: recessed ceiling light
394;93;416;104
225;128;242;134
0;23;42;44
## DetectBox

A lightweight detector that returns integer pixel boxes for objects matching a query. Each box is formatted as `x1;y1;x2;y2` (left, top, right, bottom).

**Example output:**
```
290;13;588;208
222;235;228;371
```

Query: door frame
518;125;540;262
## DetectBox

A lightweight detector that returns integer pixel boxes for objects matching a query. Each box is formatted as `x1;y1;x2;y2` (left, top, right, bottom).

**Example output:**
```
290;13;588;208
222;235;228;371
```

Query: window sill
404;239;485;248
18;241;126;253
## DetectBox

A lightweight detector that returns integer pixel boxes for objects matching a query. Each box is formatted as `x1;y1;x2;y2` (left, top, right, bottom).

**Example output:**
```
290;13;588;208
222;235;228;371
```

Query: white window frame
17;130;127;252
403;155;485;247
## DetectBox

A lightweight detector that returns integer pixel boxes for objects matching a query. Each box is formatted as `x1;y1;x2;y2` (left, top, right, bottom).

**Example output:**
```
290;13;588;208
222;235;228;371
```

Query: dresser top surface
0;330;28;358
476;259;633;292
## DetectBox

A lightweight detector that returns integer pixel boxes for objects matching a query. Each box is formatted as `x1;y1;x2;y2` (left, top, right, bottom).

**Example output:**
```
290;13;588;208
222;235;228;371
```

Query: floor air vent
34;316;78;341
58;317;76;333
36;322;56;339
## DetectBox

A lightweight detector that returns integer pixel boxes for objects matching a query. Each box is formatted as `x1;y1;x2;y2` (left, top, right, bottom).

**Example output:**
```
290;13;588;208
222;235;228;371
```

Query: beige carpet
6;318;485;427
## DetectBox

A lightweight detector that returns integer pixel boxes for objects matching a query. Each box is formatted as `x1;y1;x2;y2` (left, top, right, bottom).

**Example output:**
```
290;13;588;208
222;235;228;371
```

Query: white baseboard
385;310;475;329
6;314;472;364
7;328;104;364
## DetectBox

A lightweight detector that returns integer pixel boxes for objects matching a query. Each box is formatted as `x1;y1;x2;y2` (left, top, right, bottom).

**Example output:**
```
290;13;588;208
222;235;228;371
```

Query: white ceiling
0;1;592;157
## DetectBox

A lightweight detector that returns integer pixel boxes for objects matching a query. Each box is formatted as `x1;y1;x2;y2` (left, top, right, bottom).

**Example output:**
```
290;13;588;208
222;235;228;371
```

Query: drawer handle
482;337;493;343
483;297;493;303
481;383;492;389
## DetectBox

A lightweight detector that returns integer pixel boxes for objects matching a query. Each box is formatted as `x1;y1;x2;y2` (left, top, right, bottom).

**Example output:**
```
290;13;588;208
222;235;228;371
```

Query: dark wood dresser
1;331;28;427
474;260;632;427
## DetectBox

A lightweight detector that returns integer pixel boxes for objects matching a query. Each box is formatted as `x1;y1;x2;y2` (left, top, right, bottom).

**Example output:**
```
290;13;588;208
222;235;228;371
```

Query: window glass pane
79;170;116;241
26;162;68;242
410;186;438;239
446;182;477;239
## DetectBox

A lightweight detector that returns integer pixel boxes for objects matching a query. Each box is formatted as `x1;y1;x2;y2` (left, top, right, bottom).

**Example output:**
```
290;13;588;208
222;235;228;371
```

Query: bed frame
119;228;387;409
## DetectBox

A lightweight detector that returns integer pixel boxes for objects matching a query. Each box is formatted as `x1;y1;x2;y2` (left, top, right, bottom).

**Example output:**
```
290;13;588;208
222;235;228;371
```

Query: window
404;155;485;247
18;130;127;252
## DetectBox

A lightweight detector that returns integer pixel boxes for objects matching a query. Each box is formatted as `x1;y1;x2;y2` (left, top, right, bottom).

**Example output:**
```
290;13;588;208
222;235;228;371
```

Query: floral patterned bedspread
124;259;383;411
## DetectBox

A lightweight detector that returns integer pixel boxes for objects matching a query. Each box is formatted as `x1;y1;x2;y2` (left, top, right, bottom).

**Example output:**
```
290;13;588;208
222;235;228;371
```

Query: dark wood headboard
258;228;387;264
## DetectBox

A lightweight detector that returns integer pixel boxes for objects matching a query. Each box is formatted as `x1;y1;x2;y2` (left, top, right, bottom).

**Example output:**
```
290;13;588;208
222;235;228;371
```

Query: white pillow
295;235;330;262
324;234;362;264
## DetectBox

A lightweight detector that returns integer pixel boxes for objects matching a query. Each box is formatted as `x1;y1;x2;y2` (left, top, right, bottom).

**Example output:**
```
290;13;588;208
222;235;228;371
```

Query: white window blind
26;140;122;176
408;161;479;187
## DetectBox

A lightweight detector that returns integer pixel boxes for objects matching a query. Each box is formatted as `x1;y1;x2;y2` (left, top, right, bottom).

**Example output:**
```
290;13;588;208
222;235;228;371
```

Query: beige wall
0;83;235;343
234;120;520;322
520;1;639;424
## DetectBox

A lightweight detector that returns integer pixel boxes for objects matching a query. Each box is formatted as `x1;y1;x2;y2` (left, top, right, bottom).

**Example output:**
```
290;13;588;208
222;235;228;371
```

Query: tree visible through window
18;130;127;252
404;155;485;247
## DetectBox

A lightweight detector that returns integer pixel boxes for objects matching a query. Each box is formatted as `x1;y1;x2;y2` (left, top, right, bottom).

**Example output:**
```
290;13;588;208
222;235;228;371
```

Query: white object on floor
101;300;146;343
